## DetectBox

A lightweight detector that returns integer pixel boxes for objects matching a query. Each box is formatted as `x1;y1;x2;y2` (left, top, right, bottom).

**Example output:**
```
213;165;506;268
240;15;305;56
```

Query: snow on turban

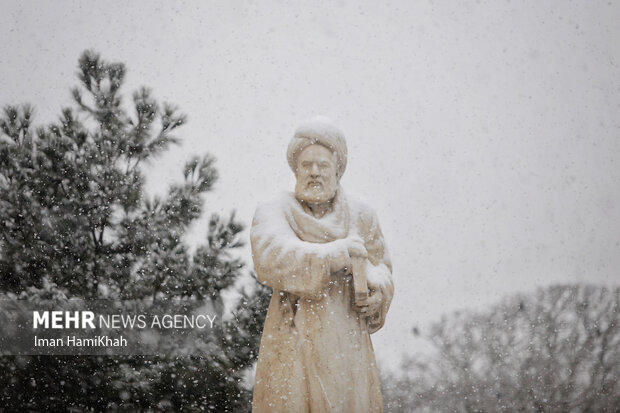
287;116;348;179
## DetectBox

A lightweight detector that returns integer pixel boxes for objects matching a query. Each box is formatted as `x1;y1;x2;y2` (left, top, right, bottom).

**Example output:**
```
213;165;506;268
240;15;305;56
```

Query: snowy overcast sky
1;0;619;370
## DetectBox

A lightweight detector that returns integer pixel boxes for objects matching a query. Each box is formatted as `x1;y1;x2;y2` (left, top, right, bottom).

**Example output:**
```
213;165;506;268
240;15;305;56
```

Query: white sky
1;0;619;370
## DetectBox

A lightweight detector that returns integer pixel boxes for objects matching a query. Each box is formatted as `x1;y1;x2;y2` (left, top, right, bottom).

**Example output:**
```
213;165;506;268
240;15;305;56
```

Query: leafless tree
383;284;619;413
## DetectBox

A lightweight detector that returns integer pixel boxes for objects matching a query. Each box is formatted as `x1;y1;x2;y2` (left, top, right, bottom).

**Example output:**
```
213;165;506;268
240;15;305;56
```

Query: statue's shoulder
346;193;378;222
253;191;295;223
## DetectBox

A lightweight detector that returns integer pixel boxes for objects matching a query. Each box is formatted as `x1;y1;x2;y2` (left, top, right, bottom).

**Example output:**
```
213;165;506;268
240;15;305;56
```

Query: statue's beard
295;179;337;203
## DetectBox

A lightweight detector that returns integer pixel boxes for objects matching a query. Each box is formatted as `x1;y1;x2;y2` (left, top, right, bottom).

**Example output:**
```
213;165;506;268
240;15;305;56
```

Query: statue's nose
311;164;320;175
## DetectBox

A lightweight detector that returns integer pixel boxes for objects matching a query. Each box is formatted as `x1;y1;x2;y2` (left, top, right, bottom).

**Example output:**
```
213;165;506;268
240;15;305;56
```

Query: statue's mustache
306;179;324;187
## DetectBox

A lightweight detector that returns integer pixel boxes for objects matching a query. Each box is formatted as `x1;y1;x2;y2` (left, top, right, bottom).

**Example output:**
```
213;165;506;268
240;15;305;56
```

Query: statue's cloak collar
283;186;350;243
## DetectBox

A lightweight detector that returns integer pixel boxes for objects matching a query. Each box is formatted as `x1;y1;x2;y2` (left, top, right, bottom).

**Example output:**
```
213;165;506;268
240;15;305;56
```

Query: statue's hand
354;287;383;316
345;235;368;259
329;236;367;274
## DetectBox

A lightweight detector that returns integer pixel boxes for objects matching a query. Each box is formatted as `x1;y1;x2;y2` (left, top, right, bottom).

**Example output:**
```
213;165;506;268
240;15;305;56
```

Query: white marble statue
250;117;394;412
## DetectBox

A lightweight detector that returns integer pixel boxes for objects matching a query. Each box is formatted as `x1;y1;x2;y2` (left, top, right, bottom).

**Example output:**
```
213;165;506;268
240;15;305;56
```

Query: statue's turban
287;116;348;178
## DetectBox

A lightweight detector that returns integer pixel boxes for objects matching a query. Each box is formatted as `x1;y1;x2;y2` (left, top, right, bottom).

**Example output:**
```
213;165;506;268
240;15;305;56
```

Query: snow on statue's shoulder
252;192;295;235
347;193;378;223
251;191;352;260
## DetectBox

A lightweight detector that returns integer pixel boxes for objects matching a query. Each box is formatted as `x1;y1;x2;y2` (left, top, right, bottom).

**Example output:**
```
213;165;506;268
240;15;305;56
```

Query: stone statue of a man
250;117;394;412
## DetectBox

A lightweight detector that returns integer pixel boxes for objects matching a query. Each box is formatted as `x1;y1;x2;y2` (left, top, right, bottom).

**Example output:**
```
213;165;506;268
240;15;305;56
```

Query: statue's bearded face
294;144;339;203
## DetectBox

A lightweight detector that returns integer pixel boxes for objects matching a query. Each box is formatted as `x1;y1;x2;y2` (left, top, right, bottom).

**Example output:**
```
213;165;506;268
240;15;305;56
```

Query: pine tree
0;50;269;411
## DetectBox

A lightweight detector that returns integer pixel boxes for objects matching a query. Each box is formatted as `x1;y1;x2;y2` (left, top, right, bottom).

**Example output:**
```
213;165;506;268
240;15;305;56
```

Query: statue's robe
250;189;394;413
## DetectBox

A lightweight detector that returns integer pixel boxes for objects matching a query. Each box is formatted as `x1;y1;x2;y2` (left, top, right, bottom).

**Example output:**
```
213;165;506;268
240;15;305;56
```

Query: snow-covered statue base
250;117;394;412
